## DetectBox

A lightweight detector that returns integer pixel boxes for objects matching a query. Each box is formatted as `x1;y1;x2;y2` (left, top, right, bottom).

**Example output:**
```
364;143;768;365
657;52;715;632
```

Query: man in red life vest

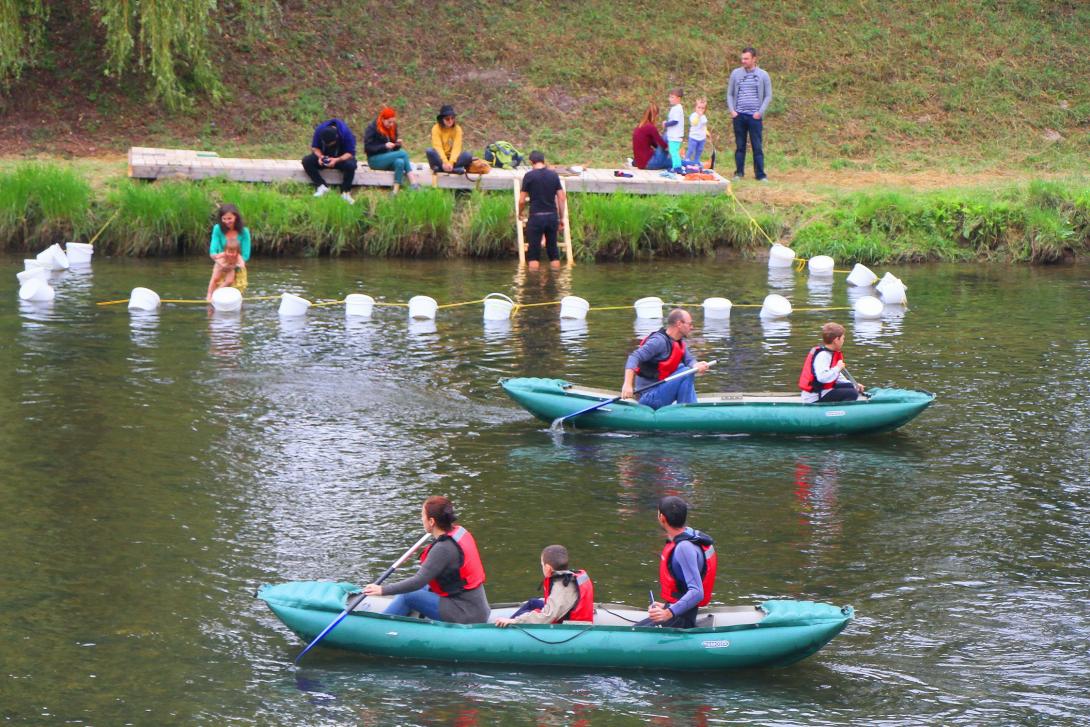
494;544;595;627
799;321;866;403
621;308;711;410
641;496;717;629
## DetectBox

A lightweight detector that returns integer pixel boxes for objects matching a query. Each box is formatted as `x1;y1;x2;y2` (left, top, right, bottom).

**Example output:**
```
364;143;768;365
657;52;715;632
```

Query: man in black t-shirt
518;150;567;270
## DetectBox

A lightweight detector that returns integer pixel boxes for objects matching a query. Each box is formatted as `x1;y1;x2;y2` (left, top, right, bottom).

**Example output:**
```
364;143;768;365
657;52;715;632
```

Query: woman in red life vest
362;496;490;623
799;321;866;403
621;308;711;410
640;496;717;629
494;544;595;627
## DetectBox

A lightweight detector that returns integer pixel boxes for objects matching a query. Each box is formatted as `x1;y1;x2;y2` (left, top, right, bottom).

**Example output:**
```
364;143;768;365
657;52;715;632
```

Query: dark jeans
302;154;357;191
526;212;560;262
819;382;860;402
636;607;698;629
425;149;473;172
732;113;765;179
510;597;545;618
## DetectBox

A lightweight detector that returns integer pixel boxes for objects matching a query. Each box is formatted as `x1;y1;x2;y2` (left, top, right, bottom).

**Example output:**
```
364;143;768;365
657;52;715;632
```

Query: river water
2;254;1088;725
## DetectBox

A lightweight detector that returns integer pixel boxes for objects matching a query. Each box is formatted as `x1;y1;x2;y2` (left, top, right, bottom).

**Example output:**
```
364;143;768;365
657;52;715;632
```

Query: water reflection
208;309;243;361
278;315;307;335
852;318;883;344
767;267;796;292
806;275;834;307
559;318;588;348
482;318;512;340
128;311;159;347
701;318;731;343
847;285;878;305
633;318;660;338
760;317;792;348
18;299;56;324
407;318;438;337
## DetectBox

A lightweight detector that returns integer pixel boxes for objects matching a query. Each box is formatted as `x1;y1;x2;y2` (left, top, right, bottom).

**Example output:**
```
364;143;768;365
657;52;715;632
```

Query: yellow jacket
431;123;463;166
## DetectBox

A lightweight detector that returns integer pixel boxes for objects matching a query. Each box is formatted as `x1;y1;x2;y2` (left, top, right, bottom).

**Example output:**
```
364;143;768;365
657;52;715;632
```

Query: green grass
0;164;92;249
4;163;1090;263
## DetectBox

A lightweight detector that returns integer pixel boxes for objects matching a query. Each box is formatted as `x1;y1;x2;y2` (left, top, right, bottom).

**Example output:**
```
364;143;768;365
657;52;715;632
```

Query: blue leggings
368;150;414;185
384;587;441;620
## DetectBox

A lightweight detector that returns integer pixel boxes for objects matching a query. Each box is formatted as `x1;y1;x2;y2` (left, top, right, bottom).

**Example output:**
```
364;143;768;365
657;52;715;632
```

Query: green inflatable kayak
501;377;935;435
258;581;853;671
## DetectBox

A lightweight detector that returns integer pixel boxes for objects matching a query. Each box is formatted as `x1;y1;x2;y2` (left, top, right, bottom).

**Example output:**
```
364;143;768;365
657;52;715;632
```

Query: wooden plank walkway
128;147;731;196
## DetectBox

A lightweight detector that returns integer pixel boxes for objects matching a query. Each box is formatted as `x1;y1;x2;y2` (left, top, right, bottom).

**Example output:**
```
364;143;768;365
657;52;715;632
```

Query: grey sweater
381;538;490;624
726;66;773;116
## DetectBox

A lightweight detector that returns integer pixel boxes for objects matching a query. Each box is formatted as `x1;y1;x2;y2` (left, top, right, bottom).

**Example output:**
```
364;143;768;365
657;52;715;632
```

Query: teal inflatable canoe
501;377;935;435
258;581;853;671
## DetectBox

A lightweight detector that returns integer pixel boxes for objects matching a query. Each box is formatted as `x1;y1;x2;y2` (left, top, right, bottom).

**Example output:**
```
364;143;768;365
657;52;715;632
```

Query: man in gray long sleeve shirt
726;46;772;181
621;308;710;410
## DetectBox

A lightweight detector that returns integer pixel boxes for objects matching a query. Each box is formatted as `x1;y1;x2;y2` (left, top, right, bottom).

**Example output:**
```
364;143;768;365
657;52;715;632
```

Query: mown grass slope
1;1;1087;173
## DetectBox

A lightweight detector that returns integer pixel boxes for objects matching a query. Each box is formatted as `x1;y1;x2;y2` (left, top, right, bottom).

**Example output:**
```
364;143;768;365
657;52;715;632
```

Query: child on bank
494;545;595;626
685;98;710;165
663;88;686;172
799;322;867;403
207;204;251;298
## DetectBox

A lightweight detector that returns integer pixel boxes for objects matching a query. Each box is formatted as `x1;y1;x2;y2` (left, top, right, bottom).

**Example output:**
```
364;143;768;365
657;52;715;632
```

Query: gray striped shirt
727;67;772;116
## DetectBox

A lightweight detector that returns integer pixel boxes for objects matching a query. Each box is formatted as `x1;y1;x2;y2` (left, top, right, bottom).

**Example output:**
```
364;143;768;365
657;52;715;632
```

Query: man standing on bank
621;308;711;409
302;118;358;203
517;150;566;270
640;496;717;629
726;46;772;181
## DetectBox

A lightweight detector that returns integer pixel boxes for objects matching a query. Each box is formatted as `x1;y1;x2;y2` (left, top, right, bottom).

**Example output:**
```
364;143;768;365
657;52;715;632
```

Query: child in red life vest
799;321;866;403
494;544;595;626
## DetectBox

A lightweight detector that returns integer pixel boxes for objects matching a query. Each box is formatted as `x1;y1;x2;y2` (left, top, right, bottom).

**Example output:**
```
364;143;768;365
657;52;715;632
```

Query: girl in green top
208;204;251;295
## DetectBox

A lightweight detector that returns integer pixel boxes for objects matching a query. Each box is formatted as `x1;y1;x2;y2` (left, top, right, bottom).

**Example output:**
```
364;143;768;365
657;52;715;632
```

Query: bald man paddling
621;308;711;409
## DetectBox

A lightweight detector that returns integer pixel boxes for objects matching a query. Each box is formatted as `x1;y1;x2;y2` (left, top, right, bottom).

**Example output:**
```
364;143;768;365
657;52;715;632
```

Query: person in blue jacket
302;118;358;203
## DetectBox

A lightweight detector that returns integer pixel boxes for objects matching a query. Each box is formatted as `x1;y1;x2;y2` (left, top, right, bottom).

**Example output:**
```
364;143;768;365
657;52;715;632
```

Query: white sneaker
626;157;634;168
313;184;329;197
341;192;354;204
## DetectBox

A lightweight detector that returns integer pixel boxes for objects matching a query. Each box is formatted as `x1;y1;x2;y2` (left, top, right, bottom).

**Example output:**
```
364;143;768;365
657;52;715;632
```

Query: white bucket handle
484;293;515;306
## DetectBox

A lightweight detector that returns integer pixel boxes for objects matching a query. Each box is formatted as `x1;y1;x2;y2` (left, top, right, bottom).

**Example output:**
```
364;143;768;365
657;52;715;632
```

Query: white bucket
559;295;590;320
878;280;908;305
875;272;900;295
278;293;311;317
760;293;793;319
846;263;878;287
128;287;160;311
65;242;94;265
18;278;55;302
345;293;375;317
702;297;732;319
408;295;438;320
17;266;49;285
36;243;70;271
768;244;795;268
211;286;243;312
853;295;884;320
24;259;44;271
482;293;515;321
808;255;835;276
633;296;664;319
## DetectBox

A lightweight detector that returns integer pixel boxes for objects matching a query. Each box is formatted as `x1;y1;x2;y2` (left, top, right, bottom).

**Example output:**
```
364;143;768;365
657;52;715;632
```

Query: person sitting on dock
362;496;490;624
426;104;473;175
799;322;866;403
621;308;711;409
631;101;671;170
364;106;420;194
518;150;566;271
302;118;358;203
494;545;595;627
639;496;717;629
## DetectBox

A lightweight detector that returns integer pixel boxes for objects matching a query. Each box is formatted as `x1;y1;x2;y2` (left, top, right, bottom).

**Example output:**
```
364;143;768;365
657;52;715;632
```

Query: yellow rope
437;298;487;309
87;209;121;248
727;186;777;246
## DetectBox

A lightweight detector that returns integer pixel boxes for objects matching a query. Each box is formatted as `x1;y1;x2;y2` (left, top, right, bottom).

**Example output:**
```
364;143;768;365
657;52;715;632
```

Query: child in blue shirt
663;88;685;172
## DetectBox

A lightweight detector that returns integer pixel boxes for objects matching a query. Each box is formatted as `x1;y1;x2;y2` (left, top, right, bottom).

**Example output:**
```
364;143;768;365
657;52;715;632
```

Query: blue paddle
549;361;716;431
294;532;432;664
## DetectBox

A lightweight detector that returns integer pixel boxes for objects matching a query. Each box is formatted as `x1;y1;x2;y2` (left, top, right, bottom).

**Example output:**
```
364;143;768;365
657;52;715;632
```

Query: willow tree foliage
0;0;47;86
0;0;279;108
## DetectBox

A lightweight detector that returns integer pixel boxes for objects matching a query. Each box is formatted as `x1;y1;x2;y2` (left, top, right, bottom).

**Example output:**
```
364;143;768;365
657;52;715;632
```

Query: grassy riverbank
3;163;1089;263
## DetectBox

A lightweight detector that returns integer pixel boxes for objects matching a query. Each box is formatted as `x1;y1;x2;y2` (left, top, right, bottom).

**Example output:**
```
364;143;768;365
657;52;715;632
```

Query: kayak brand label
825;411;846;417
701;639;730;649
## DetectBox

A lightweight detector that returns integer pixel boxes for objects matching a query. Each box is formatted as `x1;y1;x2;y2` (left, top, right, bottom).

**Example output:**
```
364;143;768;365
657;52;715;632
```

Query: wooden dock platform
127;147;731;196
